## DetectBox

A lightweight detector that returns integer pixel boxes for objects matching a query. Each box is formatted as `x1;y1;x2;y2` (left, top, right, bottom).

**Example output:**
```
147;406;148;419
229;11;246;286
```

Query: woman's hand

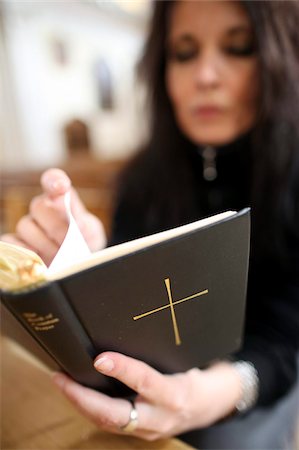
53;352;242;441
1;168;106;265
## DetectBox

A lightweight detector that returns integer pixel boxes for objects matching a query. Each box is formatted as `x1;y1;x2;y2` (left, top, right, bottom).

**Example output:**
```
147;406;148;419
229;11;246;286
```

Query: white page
48;192;91;275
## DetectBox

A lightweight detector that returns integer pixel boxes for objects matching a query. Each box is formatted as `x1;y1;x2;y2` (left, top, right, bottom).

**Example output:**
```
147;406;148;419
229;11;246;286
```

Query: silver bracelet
232;360;259;412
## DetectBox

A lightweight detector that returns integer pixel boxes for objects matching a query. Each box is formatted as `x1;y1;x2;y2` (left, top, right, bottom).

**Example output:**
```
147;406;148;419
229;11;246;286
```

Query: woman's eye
225;44;256;57
171;49;197;62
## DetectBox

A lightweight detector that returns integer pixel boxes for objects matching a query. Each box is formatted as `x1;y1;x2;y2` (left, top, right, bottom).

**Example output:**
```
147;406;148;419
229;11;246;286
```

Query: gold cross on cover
133;278;208;345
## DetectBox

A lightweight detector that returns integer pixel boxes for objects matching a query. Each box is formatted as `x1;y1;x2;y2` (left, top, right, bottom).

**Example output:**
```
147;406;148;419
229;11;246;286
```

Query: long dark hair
116;1;299;269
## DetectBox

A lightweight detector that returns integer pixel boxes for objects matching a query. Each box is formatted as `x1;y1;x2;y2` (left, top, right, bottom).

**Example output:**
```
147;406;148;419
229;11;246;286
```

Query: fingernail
52;373;66;389
94;357;114;373
50;179;70;193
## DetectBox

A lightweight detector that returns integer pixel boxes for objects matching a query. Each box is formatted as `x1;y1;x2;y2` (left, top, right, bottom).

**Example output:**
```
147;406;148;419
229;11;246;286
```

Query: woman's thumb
40;168;71;198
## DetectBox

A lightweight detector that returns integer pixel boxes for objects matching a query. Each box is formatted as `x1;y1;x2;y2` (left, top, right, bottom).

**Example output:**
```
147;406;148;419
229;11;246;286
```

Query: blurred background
0;0;151;238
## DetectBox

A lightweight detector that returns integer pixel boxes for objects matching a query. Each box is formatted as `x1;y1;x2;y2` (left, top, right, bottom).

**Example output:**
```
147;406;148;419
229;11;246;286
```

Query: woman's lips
192;105;223;118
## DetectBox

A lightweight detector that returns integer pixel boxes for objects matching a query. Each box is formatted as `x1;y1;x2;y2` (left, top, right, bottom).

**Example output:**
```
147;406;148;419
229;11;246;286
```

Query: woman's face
166;0;260;147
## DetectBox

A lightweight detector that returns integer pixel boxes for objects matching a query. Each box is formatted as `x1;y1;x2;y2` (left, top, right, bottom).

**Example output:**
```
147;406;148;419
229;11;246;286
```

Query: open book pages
0;201;236;292
0;244;47;292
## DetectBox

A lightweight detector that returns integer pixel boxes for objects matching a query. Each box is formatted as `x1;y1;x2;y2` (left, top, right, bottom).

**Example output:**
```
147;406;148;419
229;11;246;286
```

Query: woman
2;1;299;448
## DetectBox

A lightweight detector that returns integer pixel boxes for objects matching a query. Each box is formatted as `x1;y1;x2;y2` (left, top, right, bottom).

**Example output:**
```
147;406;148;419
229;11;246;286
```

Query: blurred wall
0;0;149;170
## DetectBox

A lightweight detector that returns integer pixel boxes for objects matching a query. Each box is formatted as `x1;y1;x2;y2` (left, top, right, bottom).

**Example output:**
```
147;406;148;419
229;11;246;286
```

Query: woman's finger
53;373;141;431
0;233;37;252
16;215;59;264
52;373;169;440
29;194;70;245
40;168;86;220
93;352;181;406
40;168;71;198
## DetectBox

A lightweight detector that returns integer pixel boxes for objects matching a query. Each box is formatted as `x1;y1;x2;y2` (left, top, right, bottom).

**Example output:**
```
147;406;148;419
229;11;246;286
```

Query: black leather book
0;209;250;397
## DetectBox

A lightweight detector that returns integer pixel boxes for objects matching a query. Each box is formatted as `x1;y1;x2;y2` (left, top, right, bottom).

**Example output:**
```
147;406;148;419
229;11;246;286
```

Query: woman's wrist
184;361;243;429
203;360;259;420
203;361;245;420
184;358;260;431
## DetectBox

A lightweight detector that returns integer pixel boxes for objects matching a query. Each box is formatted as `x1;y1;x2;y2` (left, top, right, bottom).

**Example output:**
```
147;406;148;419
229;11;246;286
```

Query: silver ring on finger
120;400;138;433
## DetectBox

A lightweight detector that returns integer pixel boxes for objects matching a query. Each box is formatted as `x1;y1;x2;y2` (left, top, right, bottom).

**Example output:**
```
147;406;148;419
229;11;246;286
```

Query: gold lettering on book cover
133;278;208;345
23;312;60;331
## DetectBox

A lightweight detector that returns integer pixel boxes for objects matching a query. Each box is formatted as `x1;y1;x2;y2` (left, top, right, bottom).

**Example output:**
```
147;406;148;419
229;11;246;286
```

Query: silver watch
232;361;259;412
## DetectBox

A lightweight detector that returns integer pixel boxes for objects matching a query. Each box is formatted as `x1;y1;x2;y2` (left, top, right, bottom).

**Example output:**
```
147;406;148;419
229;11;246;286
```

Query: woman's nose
194;51;221;88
